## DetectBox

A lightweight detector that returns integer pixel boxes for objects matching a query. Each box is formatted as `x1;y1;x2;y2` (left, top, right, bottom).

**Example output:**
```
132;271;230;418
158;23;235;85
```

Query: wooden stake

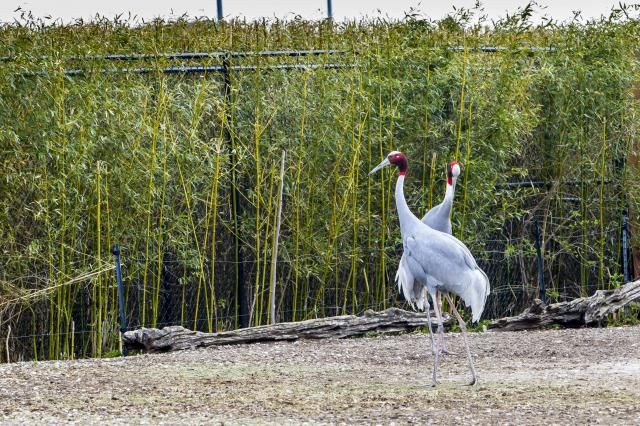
70;320;75;360
5;325;10;363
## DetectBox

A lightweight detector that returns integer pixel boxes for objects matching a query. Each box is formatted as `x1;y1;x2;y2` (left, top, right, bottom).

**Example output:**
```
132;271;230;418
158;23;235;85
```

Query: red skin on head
447;161;460;185
389;152;408;175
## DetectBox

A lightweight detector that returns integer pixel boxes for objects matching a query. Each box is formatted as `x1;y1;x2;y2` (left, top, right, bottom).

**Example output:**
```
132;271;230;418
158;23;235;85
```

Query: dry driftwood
489;280;640;331
123;307;448;353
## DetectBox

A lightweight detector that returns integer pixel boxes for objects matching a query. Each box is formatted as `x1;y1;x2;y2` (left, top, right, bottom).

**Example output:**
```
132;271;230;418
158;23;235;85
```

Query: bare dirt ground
1;325;639;425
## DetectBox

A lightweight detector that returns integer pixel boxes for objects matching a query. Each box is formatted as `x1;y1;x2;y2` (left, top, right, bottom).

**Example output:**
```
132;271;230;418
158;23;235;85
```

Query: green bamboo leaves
1;13;639;361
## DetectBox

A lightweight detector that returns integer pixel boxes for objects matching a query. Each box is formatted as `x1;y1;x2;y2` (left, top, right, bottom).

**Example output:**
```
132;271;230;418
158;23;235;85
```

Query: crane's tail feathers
460;268;490;323
395;256;429;311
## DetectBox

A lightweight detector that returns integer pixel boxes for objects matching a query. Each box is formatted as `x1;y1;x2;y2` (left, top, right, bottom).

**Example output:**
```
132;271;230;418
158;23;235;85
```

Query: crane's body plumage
394;175;489;323
398;165;457;310
370;151;489;386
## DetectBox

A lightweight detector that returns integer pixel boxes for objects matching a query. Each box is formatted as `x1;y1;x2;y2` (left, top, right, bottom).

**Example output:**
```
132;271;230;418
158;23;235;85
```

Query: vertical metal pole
222;55;248;329
622;206;630;283
327;0;333;19
216;0;223;20
534;220;546;304
112;244;128;356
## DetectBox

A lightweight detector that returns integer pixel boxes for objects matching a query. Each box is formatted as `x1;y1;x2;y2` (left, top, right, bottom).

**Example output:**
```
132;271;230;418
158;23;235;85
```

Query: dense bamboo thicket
1;7;640;361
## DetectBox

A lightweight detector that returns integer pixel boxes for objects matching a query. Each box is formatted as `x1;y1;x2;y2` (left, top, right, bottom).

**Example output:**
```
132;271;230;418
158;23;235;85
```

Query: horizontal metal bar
496;179;614;189
22;62;352;77
449;46;557;53
229;49;345;58
231;63;351;71
1;49;345;63
1;46;558;63
496;180;547;189
102;49;346;61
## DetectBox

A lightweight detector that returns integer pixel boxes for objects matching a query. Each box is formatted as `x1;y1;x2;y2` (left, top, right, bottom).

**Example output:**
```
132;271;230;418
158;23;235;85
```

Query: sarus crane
399;160;461;355
369;151;489;386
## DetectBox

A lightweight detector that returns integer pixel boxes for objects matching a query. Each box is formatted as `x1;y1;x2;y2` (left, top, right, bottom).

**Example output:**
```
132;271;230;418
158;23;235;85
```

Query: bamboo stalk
579;125;587;296
141;79;166;327
55;69;67;361
151;137;168;328
599;119;607;290
292;74;308;322
454;36;468;160
96;161;102;357
251;102;263;327
460;99;474;237
257;167;276;325
172;133;211;331
428;152;437;210
207;150;222;331
422;65;431;195
269;151;286;324
102;163;114;351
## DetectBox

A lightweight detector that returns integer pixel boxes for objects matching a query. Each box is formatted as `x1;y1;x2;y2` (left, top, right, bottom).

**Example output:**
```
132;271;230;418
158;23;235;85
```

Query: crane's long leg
444;293;477;386
430;292;446;386
432;292;447;355
420;296;438;387
435;291;456;355
425;302;437;356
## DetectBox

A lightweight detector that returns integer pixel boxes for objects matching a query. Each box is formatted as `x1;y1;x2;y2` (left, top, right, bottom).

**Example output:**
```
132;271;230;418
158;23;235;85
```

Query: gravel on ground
1;325;639;425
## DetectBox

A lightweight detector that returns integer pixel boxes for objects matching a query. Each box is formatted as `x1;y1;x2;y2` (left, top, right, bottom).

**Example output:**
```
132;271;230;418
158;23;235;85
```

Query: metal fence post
622;206;631;284
112;244;128;356
534;220;546;304
222;54;248;330
216;0;223;20
327;0;333;19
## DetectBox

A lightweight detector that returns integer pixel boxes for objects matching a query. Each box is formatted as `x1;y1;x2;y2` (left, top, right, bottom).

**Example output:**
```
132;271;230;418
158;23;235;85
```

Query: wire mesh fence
3;208;631;363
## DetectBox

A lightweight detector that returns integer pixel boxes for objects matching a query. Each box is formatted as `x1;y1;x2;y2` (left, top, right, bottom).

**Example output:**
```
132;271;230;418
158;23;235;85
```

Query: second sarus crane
370;151;489;386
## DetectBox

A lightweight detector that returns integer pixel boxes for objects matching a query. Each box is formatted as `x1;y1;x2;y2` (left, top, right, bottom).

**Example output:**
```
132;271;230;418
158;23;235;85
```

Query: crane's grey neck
444;177;457;204
395;175;421;230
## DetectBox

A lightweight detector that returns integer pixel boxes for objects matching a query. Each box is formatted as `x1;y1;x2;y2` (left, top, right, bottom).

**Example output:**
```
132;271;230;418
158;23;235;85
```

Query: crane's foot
464;377;477;386
440;348;457;356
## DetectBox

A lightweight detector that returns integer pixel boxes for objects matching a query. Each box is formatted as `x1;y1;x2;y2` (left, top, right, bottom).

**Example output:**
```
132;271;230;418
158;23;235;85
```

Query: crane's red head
369;150;408;176
388;151;408;175
447;161;461;185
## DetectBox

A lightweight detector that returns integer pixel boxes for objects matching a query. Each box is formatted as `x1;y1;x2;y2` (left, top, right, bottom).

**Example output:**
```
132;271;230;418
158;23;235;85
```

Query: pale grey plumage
394;173;489;323
370;151;489;386
397;162;460;310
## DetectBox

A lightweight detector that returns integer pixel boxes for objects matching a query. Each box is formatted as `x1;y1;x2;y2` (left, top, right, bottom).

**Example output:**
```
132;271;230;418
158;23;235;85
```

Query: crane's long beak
369;158;390;175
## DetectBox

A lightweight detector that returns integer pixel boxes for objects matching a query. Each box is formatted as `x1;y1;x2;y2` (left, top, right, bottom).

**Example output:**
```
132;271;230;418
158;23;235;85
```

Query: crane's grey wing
395;253;429;311
407;228;478;271
405;229;490;322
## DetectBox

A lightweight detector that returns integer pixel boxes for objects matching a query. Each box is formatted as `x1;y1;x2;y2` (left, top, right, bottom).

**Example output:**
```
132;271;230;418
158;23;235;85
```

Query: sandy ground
0;325;639;425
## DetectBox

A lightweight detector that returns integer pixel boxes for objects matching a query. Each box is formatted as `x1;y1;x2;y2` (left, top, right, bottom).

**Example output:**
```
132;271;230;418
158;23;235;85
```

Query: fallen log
489;280;640;331
123;307;448;353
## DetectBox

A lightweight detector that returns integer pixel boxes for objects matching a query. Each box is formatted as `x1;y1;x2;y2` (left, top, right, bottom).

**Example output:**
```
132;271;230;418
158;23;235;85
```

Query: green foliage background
1;8;639;360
